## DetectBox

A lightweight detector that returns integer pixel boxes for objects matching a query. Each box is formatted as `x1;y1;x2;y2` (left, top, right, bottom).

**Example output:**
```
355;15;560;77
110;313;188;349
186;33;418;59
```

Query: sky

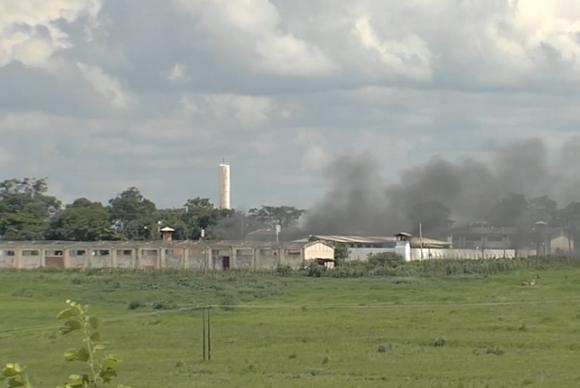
1;0;580;209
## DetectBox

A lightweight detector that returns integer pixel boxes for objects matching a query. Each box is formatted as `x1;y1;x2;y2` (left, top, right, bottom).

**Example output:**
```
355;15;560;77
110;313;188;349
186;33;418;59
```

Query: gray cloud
1;1;580;210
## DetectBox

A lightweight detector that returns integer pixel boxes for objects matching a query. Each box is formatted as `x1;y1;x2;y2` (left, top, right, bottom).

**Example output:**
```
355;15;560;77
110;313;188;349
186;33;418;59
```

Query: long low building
307;234;526;261
0;240;334;271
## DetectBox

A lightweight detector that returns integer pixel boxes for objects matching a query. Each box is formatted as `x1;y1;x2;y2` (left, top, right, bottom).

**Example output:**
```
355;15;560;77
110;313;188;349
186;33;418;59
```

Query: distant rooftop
308;234;451;249
309;235;396;244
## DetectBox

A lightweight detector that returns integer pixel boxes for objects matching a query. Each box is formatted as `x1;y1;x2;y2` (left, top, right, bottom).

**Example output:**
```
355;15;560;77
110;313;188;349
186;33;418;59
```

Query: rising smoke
304;138;580;236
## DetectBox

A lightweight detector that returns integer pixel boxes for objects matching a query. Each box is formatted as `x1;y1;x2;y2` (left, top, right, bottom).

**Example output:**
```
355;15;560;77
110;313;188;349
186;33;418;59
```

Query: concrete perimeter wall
346;243;530;262
409;248;519;261
0;241;331;271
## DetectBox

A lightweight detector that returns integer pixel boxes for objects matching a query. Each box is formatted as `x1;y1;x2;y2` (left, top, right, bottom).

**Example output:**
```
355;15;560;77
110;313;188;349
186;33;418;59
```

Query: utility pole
207;307;212;361
201;307;206;361
419;222;424;260
200;306;212;361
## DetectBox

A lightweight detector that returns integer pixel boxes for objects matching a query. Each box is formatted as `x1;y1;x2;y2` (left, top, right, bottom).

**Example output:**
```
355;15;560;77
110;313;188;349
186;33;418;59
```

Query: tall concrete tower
219;161;231;210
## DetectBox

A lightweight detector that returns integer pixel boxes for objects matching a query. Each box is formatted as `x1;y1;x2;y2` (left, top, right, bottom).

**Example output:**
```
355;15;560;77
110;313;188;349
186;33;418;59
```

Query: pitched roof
309;235;397;244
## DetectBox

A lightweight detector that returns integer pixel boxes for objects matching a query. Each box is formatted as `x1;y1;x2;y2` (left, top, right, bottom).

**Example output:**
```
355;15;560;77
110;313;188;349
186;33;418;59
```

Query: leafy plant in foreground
1;363;32;388
56;300;128;388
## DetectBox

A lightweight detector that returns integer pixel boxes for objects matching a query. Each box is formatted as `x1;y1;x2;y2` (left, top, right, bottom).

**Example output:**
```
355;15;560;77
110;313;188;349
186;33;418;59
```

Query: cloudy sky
1;0;580;209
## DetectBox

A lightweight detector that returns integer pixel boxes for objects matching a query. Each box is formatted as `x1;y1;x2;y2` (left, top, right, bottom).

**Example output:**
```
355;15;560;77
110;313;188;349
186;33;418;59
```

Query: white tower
219;161;231;210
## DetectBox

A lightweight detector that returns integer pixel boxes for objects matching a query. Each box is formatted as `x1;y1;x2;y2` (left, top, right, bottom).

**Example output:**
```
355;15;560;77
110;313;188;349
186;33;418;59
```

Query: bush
368;252;404;269
334;244;350;267
485;346;505;356
127;301;143;310
306;262;326;278
431;337;446;347
275;265;292;276
305;253;580;279
151;301;176;310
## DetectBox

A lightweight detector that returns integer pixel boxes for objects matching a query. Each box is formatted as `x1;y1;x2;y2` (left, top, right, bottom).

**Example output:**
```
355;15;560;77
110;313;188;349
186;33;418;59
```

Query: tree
108;188;157;240
0;178;61;240
334;244;350;266
182;197;231;239
47;198;116;241
247;206;305;229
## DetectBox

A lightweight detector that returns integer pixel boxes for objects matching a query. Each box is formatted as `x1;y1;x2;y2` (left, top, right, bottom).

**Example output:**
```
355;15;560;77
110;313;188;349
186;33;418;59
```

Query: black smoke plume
304;138;580;237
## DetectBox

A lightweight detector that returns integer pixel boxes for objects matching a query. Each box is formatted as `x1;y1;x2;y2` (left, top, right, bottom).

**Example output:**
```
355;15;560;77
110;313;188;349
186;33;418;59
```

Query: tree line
0;178;304;241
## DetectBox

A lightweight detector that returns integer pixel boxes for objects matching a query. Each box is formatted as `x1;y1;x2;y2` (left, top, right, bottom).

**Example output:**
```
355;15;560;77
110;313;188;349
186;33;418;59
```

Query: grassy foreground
1;268;580;387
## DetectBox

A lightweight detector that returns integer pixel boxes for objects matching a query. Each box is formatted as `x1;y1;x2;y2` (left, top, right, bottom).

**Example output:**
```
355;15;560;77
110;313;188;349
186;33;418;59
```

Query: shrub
306;262;325;278
368;252;404;269
485;346;505;356
151;301;175;310
431;337;446;347
334;244;350;267
127;301;143;310
1;363;31;387
275;265;292;276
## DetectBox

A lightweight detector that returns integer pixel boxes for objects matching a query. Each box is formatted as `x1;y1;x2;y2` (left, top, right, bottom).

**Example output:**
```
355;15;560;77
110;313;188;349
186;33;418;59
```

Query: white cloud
180;93;274;128
354;17;432;81
77;62;132;110
0;0;102;68
175;0;336;76
166;62;190;83
514;1;580;75
296;130;331;171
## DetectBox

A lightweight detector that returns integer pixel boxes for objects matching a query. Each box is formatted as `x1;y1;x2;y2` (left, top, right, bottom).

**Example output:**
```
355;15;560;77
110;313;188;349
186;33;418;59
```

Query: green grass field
1;268;580;387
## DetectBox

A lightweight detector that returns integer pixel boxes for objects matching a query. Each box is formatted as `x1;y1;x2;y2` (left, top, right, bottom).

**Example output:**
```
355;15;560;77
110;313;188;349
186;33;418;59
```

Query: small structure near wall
160;226;175;241
550;231;574;255
297;241;335;268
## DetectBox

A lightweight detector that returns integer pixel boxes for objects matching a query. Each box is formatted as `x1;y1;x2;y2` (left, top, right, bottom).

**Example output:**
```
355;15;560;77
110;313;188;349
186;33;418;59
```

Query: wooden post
202;308;207;361
208;307;212;361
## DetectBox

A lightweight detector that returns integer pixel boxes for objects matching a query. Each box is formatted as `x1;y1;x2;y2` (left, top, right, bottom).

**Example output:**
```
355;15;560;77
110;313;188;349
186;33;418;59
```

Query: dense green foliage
321;254;580;278
0;178;61;240
47;199;117;241
2;266;580;387
333;244;350;266
108;187;157;240
247;206;304;229
0;178;305;242
1;362;32;387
